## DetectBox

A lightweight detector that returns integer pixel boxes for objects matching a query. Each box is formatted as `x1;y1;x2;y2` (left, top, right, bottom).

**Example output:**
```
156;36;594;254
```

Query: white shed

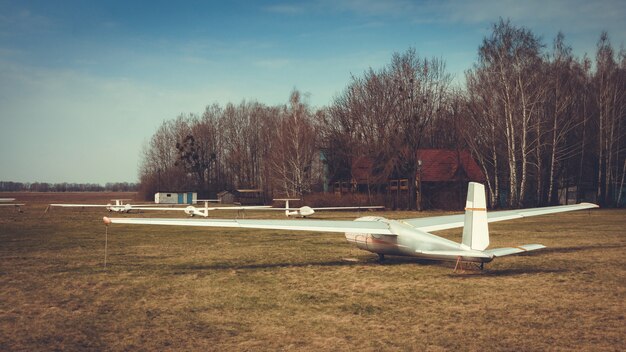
154;192;197;204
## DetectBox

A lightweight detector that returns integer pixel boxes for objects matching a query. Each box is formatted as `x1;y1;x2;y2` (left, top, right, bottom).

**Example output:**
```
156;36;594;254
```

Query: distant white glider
271;198;385;217
0;198;25;211
48;199;167;213
130;201;272;217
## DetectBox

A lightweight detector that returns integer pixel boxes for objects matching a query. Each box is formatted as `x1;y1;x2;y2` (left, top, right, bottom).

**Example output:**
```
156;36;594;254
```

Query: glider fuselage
344;216;493;263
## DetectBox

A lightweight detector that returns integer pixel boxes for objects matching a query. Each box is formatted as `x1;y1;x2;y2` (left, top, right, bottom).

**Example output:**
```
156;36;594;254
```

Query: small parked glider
47;199;165;213
0;198;25;211
271;198;385;217
129;201;272;217
103;183;598;267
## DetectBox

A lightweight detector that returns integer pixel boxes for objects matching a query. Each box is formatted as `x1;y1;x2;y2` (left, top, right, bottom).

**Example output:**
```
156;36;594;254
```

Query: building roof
349;149;485;184
417;149;485;182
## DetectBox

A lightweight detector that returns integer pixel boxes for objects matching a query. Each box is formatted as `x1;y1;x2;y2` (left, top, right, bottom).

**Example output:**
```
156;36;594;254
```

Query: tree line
0;181;138;192
139;19;625;208
139;91;321;201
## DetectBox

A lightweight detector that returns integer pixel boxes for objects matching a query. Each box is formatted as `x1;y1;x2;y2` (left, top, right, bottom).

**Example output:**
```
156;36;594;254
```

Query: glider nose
299;206;315;217
103;217;112;225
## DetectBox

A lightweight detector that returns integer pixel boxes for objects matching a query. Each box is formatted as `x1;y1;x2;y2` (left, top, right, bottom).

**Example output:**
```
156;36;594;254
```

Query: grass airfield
0;193;624;351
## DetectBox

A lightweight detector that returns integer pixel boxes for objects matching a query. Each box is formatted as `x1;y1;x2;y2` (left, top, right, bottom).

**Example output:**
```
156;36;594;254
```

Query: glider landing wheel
377;253;385;262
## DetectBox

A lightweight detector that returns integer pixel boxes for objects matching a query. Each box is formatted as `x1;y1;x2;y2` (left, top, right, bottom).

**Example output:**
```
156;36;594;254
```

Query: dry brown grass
1;193;624;351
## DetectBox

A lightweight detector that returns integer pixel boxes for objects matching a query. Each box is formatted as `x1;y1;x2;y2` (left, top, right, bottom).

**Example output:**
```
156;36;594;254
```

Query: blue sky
1;0;624;184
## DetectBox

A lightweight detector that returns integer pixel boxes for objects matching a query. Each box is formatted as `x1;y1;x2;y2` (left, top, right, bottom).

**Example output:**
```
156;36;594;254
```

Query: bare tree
271;91;318;197
138;115;194;197
323;49;451;209
464;69;503;207
543;33;586;204
470;19;543;207
391;50;451;209
593;32;626;206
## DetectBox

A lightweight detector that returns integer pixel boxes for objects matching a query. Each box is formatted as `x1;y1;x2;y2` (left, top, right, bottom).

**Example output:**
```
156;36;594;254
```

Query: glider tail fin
462;182;490;251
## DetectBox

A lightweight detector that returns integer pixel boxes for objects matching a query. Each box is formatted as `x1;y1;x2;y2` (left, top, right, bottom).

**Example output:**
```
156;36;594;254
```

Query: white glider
130;201;272;217
0;198;25;210
48;199;167;213
271;198;385;217
103;183;598;267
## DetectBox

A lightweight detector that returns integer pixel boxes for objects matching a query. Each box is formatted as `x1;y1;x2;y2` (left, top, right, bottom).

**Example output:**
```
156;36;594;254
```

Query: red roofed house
417;149;485;184
333;149;486;210
415;149;486;209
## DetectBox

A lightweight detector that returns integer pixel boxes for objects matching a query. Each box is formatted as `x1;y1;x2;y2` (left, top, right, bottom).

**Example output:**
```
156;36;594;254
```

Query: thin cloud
438;0;626;26
265;0;420;18
254;58;292;69
322;0;625;37
264;4;306;15
327;0;420;17
0;6;55;35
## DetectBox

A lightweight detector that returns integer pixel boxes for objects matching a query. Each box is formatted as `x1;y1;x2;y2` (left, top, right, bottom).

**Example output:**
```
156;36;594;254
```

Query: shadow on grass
473;267;568;277
51;257;570;278
94;244;626;275
175;260;364;271
185;255;464;272
96;259;364;273
166;259;570;278
105;255;451;273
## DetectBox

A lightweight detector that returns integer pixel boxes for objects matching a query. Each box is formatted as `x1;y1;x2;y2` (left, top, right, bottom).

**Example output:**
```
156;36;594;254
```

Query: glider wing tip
583;202;600;208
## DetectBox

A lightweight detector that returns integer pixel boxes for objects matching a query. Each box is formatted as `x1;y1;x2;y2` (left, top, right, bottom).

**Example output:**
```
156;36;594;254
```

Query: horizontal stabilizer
415;249;491;259
484;244;546;257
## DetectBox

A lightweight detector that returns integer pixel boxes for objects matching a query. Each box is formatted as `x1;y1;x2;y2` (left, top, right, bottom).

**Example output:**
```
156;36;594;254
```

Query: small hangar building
154;192;198;204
